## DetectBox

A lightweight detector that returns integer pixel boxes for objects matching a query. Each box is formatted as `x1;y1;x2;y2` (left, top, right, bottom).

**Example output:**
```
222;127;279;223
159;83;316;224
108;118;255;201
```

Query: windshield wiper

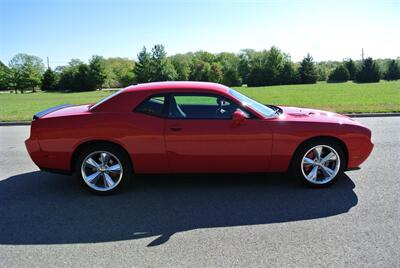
266;105;281;117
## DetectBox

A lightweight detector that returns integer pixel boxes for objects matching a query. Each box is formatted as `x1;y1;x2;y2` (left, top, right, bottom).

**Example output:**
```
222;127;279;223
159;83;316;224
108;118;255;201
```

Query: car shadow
0;171;358;247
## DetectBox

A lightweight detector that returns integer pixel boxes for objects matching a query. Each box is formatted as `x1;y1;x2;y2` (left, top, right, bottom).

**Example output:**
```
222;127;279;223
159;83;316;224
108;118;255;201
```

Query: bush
344;59;357;80
384;60;400;80
41;68;58;91
57;60;97;91
355;58;380;83
280;61;299;84
328;65;350;83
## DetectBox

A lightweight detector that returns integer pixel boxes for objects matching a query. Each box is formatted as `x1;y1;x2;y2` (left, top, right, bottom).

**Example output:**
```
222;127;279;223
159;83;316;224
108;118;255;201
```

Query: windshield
228;88;276;118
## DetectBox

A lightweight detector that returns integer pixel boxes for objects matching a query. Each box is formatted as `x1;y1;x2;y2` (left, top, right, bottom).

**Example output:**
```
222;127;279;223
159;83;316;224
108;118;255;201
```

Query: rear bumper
25;138;43;168
25;137;71;173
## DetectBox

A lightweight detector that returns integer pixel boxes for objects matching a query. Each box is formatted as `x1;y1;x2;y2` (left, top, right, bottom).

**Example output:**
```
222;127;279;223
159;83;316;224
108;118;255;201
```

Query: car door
129;94;169;173
164;93;273;173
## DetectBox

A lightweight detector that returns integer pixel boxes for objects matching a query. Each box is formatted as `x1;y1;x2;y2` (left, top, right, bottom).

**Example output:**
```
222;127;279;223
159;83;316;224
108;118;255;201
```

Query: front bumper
347;140;374;169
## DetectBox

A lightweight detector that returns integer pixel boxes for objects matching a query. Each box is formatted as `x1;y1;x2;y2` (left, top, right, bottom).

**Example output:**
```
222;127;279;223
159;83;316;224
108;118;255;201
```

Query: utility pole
361;48;364;61
47;56;50;69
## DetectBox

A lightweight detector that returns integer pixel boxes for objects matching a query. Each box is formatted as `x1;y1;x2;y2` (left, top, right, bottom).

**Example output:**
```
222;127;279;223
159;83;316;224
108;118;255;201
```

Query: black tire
290;139;346;187
75;143;132;195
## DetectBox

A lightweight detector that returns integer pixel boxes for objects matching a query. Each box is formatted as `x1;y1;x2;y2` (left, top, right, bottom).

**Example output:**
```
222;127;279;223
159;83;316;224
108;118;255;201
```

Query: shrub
328;65;350;83
41;68;58;91
384;60;400;80
344;59;357;80
355;58;380;83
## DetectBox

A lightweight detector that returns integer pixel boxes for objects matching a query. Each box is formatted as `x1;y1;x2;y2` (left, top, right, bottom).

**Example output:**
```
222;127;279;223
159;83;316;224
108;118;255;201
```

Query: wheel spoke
100;152;110;165
321;152;336;164
313;147;322;161
107;164;121;173
321;166;334;177
86;171;101;184
103;173;115;188
307;166;319;181
303;157;315;165
85;157;99;169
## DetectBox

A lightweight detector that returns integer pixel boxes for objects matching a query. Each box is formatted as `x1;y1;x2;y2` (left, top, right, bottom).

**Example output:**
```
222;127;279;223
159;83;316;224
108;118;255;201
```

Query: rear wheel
291;139;346;187
76;144;132;194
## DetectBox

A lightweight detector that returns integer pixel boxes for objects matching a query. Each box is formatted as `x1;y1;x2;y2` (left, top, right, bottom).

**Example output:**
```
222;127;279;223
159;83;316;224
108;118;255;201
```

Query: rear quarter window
134;96;165;117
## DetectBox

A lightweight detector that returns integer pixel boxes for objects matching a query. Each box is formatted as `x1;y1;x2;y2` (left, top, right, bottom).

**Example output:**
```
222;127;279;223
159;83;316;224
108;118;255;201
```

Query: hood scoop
286;109;310;117
288;113;309;117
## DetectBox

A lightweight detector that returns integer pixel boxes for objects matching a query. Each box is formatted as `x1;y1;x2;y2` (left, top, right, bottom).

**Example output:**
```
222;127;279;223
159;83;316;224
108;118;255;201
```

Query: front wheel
291;140;346;187
76;144;132;195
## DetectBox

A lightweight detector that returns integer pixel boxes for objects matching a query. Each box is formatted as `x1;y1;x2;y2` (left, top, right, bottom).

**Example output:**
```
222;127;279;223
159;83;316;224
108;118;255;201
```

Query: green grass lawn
234;81;400;114
0;81;399;121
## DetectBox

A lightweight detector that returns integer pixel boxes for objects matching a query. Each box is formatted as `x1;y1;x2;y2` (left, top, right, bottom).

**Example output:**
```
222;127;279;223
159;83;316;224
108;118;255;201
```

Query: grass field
0;81;399;121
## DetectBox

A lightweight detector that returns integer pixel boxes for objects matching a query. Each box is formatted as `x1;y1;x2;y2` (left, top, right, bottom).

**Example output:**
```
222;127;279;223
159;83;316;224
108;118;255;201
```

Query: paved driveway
0;117;399;267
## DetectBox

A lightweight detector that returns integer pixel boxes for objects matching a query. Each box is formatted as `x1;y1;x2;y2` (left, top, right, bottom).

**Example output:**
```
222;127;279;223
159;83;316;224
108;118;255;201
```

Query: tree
217;52;242;86
209;62;223;83
8;53;45;93
135;47;152;83
328;65;350;82
41;68;58;91
384;60;400;80
103;57;135;88
193;51;215;63
344;59;357;80
263;46;285;85
0;61;11;91
57;59;97;91
245;50;267;87
88;55;107;89
355;57;380;83
238;49;256;85
298;54;318;84
316;63;328;81
150;44;177;81
190;60;212;81
57;60;81;91
280;61;299;84
170;53;192;81
239;47;294;86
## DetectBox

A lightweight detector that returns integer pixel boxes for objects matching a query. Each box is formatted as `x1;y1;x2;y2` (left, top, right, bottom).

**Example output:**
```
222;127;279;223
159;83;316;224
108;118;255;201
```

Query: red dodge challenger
25;81;373;194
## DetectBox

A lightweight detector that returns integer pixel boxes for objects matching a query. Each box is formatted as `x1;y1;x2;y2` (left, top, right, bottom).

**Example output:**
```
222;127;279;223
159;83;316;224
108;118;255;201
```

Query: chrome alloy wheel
81;151;123;192
301;145;340;185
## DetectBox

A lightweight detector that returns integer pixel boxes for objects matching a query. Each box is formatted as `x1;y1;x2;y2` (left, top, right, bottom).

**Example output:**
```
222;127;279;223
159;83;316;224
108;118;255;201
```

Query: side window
169;94;243;119
134;96;165;117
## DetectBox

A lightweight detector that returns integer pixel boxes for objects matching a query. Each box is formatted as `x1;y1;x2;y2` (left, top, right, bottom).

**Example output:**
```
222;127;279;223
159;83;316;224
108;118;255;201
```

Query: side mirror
231;109;247;127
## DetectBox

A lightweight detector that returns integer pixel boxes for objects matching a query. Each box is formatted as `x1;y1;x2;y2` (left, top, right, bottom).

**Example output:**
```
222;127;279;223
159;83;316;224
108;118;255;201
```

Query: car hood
279;106;359;125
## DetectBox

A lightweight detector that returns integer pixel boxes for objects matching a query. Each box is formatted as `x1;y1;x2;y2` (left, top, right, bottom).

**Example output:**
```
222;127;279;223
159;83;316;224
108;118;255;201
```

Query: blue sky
1;0;399;68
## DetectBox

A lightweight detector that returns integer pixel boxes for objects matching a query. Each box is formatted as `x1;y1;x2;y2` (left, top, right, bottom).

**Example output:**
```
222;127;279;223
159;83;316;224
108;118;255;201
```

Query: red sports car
25;82;373;194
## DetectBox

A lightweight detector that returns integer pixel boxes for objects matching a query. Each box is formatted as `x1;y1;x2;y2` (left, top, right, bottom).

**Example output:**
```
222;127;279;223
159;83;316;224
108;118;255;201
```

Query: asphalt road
0;117;399;267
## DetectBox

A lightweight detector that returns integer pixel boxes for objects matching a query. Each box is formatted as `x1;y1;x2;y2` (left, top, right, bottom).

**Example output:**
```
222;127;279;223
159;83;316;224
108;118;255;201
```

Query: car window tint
135;96;165;117
174;96;217;105
170;95;239;119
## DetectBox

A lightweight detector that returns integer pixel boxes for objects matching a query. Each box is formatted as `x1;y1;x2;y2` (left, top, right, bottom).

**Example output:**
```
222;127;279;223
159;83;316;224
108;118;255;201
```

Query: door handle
170;127;182;131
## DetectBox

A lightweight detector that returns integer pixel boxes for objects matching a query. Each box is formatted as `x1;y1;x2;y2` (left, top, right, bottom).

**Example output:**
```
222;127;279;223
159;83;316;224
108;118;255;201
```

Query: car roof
123;81;230;94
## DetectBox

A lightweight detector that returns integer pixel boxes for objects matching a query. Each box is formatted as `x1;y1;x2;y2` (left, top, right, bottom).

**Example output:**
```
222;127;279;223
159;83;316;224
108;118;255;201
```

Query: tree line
0;45;399;93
